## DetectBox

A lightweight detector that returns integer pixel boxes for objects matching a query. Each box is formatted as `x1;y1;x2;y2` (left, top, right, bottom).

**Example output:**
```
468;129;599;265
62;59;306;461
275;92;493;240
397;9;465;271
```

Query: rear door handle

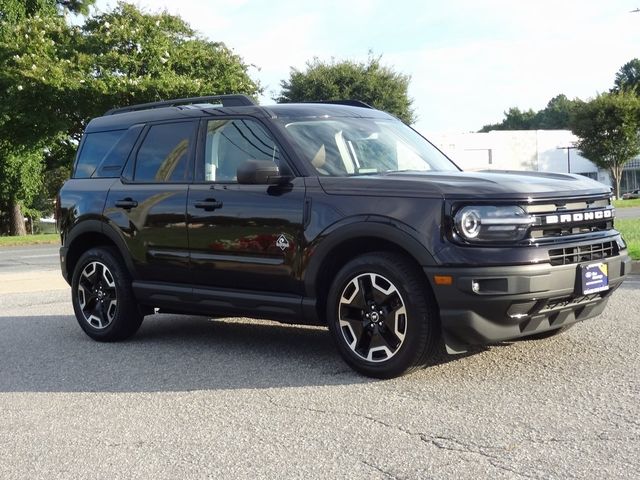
115;198;138;209
194;198;223;211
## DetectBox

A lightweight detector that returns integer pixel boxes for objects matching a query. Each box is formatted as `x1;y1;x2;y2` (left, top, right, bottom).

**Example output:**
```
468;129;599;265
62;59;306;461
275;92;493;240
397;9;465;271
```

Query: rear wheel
71;247;143;341
327;252;439;378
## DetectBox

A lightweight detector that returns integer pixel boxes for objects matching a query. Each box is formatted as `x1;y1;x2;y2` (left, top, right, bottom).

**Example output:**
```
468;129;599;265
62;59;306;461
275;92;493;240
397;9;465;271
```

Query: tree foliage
570;91;640;198
479;94;582;132
277;55;415;124
0;1;260;234
479;107;536;132
0;0;81;234
75;4;260;128
1;2;260;147
0;0;95;24
612;58;640;96
0;143;43;235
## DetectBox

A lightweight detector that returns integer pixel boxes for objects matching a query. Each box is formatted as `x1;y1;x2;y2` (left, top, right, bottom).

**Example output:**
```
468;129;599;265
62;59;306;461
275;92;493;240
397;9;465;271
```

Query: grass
0;233;60;247
616;219;640;260
614;198;640;208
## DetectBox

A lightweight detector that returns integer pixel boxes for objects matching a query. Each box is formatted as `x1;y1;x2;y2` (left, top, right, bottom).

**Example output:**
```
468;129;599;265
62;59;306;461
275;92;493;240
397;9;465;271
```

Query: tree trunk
610;166;622;199
9;201;27;236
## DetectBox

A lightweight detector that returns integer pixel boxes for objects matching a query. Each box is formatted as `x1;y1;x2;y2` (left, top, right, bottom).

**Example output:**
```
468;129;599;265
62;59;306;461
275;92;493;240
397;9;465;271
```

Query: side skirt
132;281;322;325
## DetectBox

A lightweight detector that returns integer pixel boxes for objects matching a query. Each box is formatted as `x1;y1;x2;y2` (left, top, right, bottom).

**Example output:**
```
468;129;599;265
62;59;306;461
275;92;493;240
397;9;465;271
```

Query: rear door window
134;122;197;182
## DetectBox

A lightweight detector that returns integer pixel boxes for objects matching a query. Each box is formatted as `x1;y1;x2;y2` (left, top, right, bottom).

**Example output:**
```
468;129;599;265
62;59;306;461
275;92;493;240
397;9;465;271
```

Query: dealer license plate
580;262;609;295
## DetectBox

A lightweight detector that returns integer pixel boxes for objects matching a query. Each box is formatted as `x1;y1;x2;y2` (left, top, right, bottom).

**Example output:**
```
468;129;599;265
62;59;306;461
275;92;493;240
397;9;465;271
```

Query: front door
187;118;305;294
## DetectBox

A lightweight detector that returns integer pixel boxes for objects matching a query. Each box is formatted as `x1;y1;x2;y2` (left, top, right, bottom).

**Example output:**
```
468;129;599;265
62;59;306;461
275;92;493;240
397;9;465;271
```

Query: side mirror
237;160;289;185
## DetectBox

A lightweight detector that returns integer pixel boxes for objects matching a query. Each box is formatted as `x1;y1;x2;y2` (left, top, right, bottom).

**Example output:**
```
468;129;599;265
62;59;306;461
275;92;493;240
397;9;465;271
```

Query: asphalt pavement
0;244;60;273
0;245;639;478
616;206;640;219
0;245;66;294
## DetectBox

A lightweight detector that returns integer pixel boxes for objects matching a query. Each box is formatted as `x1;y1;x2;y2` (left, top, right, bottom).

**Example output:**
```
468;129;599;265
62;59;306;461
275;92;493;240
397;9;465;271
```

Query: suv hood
317;170;611;200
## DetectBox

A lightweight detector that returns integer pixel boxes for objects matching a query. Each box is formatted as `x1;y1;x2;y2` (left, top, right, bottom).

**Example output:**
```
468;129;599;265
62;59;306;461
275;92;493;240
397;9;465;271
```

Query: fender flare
303;216;437;297
65;219;138;280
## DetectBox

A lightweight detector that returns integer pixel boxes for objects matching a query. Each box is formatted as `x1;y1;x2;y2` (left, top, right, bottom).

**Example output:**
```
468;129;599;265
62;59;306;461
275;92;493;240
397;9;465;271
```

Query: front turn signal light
434;275;453;286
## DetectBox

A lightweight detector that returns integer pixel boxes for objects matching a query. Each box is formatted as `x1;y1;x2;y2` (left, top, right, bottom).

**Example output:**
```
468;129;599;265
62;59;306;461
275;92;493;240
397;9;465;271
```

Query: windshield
281;117;459;176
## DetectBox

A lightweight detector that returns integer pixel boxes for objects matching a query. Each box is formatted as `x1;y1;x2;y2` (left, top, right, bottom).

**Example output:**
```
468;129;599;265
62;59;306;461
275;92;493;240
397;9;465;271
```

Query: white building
428;130;612;187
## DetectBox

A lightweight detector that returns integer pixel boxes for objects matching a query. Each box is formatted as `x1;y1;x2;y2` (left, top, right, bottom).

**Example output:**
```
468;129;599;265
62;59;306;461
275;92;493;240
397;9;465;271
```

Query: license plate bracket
579;262;609;295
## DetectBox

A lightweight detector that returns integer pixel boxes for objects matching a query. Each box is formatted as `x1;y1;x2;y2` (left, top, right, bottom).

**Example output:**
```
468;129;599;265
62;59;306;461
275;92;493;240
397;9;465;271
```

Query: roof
84;100;394;134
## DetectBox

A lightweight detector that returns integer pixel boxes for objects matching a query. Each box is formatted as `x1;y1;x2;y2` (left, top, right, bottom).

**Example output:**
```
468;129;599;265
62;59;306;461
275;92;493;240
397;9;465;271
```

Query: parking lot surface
0;246;638;479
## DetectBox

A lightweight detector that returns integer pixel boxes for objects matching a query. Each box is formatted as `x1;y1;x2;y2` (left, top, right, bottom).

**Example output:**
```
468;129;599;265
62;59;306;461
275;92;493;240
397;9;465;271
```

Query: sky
91;0;639;133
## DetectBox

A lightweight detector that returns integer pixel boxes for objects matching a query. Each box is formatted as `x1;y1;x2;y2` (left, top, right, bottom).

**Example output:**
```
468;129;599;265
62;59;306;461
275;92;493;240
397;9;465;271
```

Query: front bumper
425;251;631;353
59;246;70;284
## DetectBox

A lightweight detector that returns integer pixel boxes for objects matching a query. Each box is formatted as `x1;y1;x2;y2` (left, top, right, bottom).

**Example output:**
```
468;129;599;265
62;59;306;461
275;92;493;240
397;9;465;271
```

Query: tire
71;247;143;342
326;252;440;379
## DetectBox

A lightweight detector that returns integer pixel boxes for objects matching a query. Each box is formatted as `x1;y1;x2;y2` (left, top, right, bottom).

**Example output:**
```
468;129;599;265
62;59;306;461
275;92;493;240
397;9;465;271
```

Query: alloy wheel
77;261;118;329
338;273;407;362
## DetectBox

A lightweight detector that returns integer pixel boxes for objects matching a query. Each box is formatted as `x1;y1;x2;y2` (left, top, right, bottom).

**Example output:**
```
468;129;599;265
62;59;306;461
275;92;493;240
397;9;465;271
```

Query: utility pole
557;146;577;173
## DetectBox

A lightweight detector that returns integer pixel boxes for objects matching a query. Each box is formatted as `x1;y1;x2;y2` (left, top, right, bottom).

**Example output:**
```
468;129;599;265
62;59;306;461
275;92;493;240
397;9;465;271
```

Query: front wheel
327;252;440;378
71;247;143;341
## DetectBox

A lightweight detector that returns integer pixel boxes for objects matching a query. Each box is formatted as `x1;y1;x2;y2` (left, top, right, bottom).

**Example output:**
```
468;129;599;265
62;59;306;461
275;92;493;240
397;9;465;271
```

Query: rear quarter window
73;130;126;178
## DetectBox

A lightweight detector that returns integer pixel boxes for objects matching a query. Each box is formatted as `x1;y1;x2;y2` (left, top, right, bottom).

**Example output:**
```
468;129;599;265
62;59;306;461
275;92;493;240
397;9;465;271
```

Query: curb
632;261;640;275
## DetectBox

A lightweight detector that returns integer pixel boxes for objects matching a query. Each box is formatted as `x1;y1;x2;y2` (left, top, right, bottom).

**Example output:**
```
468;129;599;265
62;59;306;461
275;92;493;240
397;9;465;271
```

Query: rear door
104;120;197;283
187;117;306;294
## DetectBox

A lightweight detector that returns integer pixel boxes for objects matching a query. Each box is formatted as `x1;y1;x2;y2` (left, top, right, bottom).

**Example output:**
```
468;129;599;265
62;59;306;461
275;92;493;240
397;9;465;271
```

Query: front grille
548;241;618;266
530;222;611;239
526;197;613;240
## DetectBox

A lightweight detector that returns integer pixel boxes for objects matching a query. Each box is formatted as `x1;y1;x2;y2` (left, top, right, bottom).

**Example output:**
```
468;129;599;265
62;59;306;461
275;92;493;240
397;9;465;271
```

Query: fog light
507;301;536;319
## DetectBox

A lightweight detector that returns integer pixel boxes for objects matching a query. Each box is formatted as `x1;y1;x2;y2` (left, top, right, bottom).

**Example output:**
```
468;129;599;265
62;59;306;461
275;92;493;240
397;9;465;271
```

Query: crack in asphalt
263;392;544;479
264;391;640;479
360;460;398;479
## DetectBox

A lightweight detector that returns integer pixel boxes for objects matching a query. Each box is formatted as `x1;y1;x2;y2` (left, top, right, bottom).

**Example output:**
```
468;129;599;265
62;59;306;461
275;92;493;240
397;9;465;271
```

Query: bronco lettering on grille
543;209;613;225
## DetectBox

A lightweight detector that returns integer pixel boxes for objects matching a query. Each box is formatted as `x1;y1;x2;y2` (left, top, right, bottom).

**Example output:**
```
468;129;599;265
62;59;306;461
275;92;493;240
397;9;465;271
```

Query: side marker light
434;275;453;286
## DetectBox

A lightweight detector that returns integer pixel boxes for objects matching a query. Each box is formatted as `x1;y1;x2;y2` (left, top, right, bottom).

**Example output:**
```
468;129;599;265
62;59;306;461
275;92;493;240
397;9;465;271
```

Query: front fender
303;216;437;297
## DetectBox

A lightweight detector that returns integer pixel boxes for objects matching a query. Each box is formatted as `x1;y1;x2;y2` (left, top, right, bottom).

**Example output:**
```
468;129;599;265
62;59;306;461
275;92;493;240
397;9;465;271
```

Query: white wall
426;129;611;186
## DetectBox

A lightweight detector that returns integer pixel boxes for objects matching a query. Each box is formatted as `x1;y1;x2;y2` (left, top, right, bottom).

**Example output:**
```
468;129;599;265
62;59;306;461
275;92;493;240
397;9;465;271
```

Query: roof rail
104;94;256;116
315;99;374;109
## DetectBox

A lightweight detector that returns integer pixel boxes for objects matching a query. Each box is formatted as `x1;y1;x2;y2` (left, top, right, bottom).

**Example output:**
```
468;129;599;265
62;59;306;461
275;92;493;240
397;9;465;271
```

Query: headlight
454;206;533;243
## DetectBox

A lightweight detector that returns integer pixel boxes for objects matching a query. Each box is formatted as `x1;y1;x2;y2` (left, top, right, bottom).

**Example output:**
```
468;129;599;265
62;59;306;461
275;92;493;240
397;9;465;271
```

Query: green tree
0;143;43;235
570;92;640;198
479;95;581;132
0;2;260;235
535;94;582;129
277;55;415;124
479;107;537;132
74;3;260;130
612;58;640;96
0;0;95;24
0;1;84;235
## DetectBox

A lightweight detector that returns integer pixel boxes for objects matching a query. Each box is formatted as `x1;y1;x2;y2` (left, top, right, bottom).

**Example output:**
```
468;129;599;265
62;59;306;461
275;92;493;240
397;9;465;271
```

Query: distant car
622;189;640;200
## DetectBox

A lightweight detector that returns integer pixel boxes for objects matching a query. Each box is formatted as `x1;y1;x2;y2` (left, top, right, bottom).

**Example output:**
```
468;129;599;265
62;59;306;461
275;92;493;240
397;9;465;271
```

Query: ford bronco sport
57;95;631;378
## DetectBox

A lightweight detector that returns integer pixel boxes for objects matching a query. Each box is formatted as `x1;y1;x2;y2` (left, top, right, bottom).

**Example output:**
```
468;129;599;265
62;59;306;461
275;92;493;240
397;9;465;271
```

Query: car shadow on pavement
0;313;365;392
0;313;494;393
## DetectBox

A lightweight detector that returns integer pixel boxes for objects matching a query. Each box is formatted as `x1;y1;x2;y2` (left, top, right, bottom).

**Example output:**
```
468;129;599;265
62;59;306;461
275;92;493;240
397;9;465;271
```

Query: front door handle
194;198;223;211
115;198;138;209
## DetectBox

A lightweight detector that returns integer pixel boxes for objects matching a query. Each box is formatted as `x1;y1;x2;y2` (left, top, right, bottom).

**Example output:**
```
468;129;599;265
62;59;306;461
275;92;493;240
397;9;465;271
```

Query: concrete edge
632;261;640;275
